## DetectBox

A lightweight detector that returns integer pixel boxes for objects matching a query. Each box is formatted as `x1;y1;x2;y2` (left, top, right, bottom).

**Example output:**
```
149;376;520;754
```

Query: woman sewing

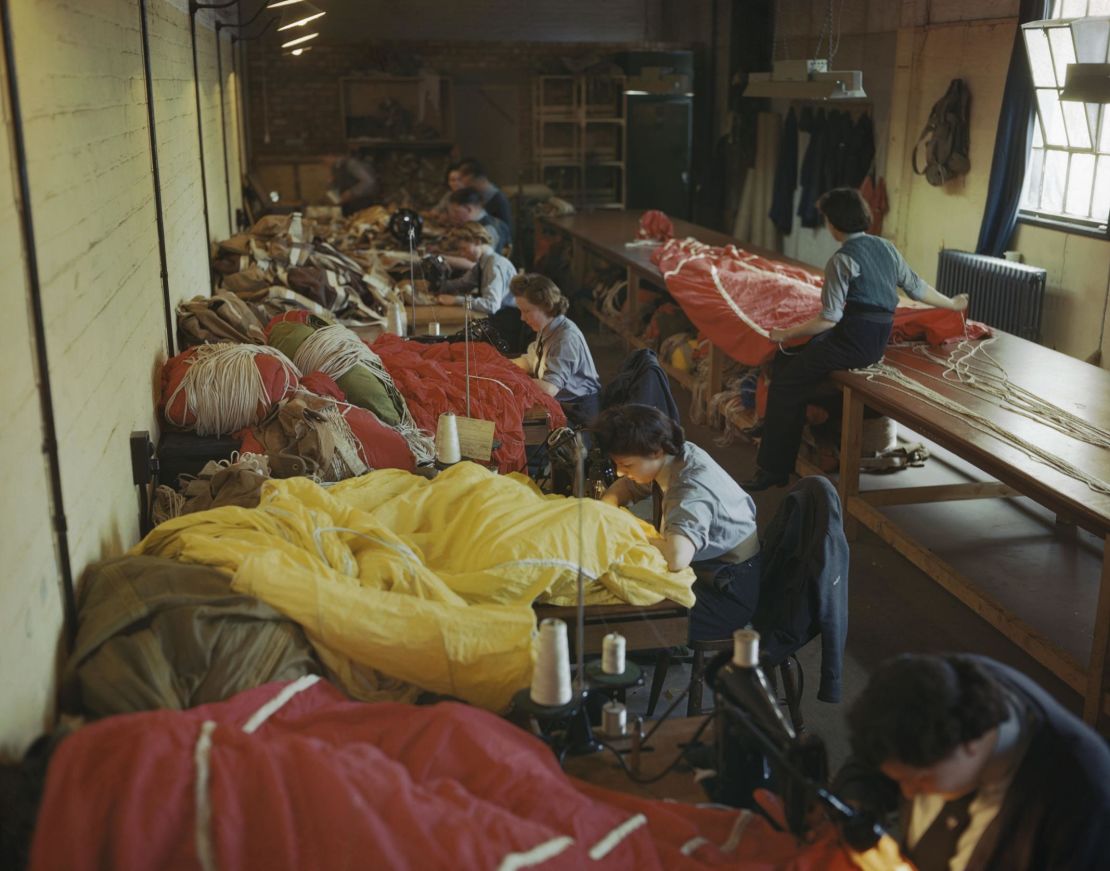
593;404;760;641
510;274;600;428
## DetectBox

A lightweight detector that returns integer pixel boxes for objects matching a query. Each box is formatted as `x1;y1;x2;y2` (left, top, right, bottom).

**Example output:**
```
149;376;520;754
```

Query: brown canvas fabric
62;555;320;718
176;291;268;347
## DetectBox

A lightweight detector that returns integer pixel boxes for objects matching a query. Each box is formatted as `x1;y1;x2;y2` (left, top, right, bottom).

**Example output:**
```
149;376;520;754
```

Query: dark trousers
689;553;762;642
756;316;892;477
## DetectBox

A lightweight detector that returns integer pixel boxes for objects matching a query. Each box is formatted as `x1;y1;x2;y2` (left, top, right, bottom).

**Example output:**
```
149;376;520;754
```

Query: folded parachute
133;464;693;710
651;238;989;366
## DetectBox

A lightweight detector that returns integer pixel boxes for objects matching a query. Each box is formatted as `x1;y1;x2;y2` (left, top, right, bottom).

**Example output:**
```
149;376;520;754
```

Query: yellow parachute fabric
133;463;694;711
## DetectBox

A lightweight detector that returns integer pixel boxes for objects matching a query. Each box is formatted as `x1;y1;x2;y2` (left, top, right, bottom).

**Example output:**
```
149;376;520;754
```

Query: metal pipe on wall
189;4;215;285
0;0;78;649
139;0;176;357
215;26;234;234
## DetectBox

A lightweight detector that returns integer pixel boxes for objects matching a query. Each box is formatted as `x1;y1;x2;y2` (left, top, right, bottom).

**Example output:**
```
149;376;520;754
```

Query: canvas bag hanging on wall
913;78;971;186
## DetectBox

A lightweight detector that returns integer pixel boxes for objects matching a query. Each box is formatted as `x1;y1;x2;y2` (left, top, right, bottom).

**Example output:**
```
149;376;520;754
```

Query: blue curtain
975;0;1049;257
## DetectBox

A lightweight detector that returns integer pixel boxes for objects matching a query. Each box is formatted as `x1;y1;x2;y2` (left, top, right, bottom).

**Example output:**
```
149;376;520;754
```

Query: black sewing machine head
418;253;450;293
388;208;424;246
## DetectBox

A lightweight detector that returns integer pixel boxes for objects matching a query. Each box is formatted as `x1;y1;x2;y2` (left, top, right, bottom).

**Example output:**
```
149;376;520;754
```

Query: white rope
854;358;1110;495
193;720;219;871
165;344;300;437
497;836;575;871
587;813;646;860
290;324;435;464
241;675;321;734
890;334;1110;450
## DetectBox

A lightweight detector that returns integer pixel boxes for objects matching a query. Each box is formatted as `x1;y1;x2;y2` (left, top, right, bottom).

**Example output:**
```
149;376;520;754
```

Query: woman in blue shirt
594;404;761;641
745;187;968;491
510;274;601;428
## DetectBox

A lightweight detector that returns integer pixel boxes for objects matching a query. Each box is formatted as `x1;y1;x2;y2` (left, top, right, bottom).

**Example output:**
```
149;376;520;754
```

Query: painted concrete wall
768;0;1110;366
0;0;241;756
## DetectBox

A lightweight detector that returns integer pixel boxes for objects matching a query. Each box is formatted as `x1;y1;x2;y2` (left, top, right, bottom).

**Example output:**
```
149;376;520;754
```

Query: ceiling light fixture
743;59;867;101
281;31;318;48
278;2;325;31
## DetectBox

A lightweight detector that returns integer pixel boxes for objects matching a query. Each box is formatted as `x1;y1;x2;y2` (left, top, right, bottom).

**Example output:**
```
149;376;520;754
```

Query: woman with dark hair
432;161;465;215
511;273;600;428
592;404;760;640
836;653;1110;871
745;186;969;492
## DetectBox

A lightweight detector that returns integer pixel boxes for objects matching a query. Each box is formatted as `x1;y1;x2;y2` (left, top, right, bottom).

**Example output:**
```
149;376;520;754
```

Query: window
1020;0;1110;235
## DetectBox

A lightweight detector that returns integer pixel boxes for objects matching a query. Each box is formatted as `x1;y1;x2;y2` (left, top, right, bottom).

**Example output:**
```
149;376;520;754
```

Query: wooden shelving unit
534;74;626;210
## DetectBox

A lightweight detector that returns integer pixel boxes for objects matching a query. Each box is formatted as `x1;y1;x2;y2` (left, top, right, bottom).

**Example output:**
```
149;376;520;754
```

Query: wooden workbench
826;335;1110;724
538;211;815;417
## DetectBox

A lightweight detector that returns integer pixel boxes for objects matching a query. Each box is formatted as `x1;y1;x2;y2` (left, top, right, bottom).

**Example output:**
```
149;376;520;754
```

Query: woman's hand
950;293;969;312
436;294;461;306
769;327;789;343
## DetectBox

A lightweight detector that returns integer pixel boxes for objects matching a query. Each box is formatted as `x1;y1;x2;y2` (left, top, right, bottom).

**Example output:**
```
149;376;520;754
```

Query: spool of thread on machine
601;701;627;736
435;412;461;465
427;320;441;336
602;632;626;674
531;618;572;706
385;300;406;337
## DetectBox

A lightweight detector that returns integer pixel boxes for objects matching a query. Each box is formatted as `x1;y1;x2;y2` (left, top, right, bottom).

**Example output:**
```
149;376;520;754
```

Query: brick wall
0;46;62;757
0;0;241;754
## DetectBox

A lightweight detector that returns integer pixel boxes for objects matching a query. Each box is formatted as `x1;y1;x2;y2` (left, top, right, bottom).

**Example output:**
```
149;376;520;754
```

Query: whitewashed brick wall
0;0;242;754
0;53;65;757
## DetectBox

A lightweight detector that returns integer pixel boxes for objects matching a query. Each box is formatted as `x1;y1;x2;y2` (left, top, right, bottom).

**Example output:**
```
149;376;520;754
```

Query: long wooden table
827;336;1110;724
538;211;789;414
542;209;1110;726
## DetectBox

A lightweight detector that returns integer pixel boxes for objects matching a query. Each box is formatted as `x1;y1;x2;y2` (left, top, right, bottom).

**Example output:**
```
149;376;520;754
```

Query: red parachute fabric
651;238;990;367
639;209;675;241
30;679;857;871
160;345;298;433
372;333;566;473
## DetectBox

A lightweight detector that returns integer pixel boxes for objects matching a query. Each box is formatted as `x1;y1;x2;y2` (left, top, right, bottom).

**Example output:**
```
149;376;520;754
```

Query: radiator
935;250;1047;341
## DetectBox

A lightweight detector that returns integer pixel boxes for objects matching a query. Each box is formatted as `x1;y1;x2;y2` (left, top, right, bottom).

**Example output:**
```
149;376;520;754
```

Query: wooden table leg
707;345;724;423
626;267;640;326
1083;535;1110;725
839;386;863;541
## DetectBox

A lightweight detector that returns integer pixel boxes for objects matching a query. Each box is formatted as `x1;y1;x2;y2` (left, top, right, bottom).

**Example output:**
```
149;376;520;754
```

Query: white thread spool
386;300;406;336
602;632;626;675
601;701;627;736
427;320;441;336
435;412;461;465
732;628;760;667
531;618;572;706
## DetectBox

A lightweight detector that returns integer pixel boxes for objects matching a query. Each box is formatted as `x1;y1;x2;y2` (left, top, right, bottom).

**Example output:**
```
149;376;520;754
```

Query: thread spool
385;300;406;336
435;412;461;465
531;618;572;706
602;632;626;675
732;628;760;667
601;701;627;736
427;320;441;336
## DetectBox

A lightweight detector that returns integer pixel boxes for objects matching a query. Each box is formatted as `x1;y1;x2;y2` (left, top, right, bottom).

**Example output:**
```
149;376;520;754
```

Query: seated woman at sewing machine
593;404;760;641
434;224;517;315
509;273;600;429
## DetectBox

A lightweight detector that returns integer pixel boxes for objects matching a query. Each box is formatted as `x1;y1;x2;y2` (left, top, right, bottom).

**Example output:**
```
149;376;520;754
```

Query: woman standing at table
510;273;600;429
593;404;760;640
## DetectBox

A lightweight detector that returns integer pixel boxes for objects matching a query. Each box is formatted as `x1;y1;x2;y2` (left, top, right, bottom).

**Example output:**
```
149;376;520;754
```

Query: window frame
1017;0;1110;238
